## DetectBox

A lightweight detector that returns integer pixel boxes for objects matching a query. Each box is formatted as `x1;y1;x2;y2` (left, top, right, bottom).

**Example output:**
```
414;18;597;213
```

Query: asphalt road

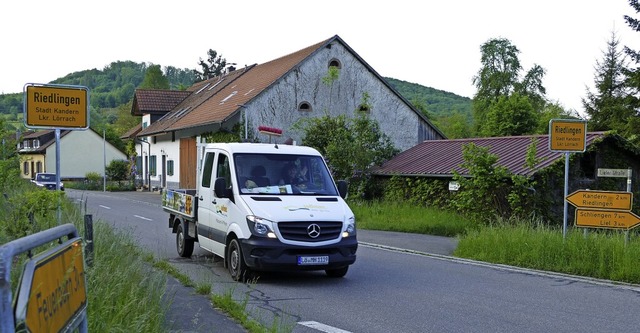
67;189;640;333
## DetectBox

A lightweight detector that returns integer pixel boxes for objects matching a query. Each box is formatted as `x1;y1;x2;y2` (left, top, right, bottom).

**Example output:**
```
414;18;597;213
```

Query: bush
106;160;129;181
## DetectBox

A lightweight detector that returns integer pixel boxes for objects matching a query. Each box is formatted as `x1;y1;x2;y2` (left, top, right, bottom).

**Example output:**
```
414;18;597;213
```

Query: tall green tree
483;93;538;137
623;0;640;145
139;64;169;89
194;49;234;81
536;101;579;134
295;113;397;196
583;31;630;132
472;38;547;137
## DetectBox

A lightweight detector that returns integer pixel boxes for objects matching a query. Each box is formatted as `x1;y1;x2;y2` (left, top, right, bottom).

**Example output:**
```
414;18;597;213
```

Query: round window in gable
328;59;342;69
298;102;312;112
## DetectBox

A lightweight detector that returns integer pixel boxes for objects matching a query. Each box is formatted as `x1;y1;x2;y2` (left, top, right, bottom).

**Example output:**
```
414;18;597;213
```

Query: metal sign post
549;119;587;240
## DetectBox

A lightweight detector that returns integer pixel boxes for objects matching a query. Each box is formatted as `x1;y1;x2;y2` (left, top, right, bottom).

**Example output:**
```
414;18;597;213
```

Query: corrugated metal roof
372;132;608;177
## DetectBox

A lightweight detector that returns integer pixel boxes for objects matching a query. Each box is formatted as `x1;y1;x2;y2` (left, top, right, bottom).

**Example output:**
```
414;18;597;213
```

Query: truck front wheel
228;238;249;282
177;224;194;258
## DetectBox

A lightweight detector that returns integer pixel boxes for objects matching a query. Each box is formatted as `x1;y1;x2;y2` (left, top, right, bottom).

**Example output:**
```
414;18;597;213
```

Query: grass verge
352;199;640;284
350;199;475;237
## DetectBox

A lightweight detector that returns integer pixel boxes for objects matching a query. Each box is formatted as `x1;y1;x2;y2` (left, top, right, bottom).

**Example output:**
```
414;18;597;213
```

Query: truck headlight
342;216;356;237
247;215;276;238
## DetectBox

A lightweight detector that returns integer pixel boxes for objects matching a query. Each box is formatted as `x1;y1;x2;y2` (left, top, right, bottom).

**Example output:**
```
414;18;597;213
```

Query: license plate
297;255;329;265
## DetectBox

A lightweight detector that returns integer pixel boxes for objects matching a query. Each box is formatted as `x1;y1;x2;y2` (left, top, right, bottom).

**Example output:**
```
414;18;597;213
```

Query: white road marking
99;205;111;209
298;321;352;333
134;215;153;221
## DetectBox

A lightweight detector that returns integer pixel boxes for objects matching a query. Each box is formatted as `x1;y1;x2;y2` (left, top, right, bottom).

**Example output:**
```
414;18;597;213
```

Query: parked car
32;173;64;191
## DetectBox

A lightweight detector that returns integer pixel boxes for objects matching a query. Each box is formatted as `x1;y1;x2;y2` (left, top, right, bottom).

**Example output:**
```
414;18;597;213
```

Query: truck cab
166;143;357;281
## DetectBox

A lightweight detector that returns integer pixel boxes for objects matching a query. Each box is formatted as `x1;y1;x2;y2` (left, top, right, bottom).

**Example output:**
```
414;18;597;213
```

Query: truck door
209;152;237;257
196;151;224;256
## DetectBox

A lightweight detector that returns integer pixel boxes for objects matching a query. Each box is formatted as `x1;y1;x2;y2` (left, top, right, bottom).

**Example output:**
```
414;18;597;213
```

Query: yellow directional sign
575;209;640;230
25;84;89;129
23;239;87;333
566;190;633;211
549;119;587;152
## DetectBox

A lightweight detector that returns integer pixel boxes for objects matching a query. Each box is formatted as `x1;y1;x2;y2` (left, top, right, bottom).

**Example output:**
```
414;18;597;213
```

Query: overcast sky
2;0;637;116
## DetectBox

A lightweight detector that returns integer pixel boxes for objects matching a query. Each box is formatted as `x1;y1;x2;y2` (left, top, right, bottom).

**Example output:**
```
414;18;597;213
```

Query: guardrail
0;223;88;333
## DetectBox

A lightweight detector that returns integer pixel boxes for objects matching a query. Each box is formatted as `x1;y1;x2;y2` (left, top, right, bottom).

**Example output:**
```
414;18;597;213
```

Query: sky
2;0;638;116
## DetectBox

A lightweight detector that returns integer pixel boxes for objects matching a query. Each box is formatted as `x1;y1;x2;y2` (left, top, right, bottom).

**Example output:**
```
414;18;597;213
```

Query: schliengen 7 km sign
548;119;587;152
24;83;89;129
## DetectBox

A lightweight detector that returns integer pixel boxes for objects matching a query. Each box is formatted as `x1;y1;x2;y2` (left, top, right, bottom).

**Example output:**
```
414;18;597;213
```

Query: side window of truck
216;154;231;186
201;152;215;188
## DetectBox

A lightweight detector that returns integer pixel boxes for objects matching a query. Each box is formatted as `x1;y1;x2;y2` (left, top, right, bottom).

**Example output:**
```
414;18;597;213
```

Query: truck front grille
277;221;342;242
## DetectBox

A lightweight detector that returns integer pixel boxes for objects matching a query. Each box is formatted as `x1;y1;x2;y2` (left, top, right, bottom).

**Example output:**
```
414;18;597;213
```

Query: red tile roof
138;37;328;136
372;132;608;177
135;35;444;140
132;89;191;116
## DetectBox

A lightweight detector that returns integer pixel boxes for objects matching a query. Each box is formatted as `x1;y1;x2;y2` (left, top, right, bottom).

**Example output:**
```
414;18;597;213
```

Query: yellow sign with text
549;119;586;152
25;84;89;129
566;190;633;211
24;239;87;333
575;209;640;230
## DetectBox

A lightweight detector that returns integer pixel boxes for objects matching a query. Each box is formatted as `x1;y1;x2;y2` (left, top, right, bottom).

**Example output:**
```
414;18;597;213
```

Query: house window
34;140;40;148
143;121;148;129
328;58;342;69
36;161;42;173
135;156;142;177
23;140;30;149
298;102;312;112
150;155;157;176
23;161;29;175
167;160;174;176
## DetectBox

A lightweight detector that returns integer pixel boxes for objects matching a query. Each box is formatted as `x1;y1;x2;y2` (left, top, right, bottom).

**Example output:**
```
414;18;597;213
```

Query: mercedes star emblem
307;223;321;238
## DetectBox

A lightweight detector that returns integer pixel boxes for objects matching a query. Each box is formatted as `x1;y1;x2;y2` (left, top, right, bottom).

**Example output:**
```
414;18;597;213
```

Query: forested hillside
384;77;472;119
0;61;472;140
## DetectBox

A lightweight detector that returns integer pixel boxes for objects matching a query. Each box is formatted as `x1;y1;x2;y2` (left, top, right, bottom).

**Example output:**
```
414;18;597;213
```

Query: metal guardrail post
84;214;94;267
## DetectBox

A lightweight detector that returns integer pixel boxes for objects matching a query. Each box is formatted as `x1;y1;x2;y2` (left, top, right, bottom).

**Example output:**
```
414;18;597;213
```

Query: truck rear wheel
177;224;194;257
325;266;349;278
228;238;249;282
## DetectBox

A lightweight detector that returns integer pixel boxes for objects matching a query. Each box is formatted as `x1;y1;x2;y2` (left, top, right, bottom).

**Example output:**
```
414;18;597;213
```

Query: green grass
454;223;640;284
350;200;475;237
84;222;167;332
352;199;640;284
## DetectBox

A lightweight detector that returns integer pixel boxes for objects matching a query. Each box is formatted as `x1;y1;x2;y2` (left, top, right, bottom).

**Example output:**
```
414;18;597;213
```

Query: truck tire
228;238;249;282
177;224;194;258
325;266;348;278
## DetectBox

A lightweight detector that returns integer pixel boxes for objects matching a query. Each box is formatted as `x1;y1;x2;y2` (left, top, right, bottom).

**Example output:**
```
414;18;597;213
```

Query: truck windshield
234;153;338;196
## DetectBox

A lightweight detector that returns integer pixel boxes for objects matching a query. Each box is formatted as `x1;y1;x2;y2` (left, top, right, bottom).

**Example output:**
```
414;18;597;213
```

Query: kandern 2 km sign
24;84;89;129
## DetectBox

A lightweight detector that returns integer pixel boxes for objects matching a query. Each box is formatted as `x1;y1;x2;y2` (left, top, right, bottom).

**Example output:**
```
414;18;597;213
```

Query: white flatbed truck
162;142;357;281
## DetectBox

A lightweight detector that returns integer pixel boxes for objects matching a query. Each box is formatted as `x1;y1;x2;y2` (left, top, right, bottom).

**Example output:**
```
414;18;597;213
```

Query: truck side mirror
214;177;229;198
336;180;348;199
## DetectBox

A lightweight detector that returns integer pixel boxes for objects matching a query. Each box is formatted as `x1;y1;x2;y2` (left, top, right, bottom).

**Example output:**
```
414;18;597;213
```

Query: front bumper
240;236;358;271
